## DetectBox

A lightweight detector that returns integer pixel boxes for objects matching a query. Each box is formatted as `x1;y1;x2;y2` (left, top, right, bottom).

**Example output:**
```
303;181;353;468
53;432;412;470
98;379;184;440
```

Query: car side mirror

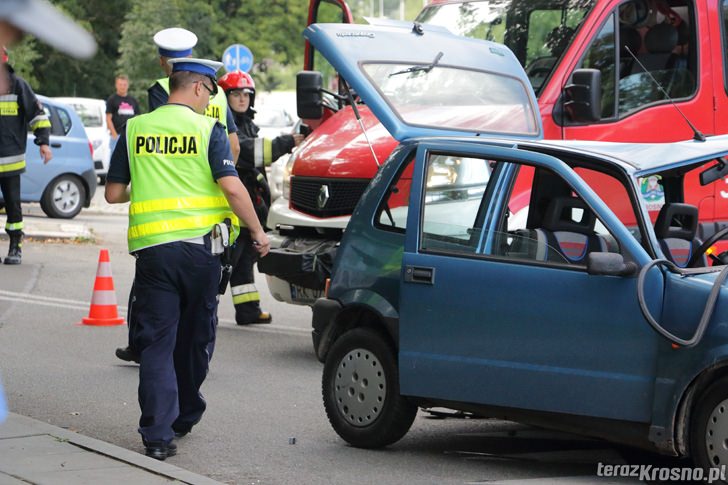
297;71;324;120
563;69;601;123
587;252;637;277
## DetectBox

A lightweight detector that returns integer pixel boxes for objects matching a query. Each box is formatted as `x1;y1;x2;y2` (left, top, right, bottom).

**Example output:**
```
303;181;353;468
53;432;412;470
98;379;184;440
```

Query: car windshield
415;0;595;95
68;102;103;127
361;62;539;136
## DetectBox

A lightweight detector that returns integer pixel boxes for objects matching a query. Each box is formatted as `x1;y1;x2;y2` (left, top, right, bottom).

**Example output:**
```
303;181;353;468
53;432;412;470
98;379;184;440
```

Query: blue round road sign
223;44;254;73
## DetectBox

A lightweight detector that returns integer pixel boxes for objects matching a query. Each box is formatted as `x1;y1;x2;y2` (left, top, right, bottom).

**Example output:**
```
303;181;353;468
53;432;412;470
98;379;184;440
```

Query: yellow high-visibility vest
125;104;240;252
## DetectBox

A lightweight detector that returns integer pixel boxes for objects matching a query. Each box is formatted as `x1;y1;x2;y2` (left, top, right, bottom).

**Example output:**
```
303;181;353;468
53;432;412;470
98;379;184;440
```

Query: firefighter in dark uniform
115;27;241;364
217;70;303;325
105;58;269;460
0;53;52;264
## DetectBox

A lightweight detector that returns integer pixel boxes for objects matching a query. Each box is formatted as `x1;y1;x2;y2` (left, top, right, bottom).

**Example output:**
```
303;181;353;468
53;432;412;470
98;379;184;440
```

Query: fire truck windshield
415;0;595;94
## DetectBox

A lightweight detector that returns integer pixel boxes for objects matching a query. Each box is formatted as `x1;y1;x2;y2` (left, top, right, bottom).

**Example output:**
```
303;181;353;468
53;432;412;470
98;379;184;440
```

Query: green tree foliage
33;0;131;99
19;0;429;100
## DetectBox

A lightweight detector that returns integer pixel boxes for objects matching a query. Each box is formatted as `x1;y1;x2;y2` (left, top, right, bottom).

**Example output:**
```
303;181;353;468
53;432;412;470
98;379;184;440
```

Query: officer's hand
292;134;305;146
251;229;270;257
39;144;52;164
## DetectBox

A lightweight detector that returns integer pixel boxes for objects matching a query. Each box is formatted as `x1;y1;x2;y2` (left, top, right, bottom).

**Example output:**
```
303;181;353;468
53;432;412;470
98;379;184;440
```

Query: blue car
10;95;97;219
301;21;728;478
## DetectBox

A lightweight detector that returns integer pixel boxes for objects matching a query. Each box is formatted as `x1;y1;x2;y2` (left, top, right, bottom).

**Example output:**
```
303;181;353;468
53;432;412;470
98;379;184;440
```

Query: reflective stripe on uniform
5;221;23;231
0;154;25;172
231;284;256;296
254;138;264;168
130;196;230;216
231;284;260;305
233;291;260;305
0;101;18;116
128;212;236;241
263;138;273;165
29;114;51;131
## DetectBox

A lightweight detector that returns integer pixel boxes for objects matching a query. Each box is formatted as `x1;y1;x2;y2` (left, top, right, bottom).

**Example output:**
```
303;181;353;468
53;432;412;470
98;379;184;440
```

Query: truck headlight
282;152;297;200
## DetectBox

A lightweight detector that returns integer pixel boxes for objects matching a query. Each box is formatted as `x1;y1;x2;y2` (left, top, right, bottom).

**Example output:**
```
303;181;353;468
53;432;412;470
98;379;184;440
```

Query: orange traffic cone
80;249;125;326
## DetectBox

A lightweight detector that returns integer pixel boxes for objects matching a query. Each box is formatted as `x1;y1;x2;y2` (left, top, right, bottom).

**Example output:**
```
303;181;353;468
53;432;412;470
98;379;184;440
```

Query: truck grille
290;177;371;218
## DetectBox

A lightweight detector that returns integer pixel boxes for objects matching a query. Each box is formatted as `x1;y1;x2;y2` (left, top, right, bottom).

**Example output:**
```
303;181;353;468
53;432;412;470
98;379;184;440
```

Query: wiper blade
389;51;443;77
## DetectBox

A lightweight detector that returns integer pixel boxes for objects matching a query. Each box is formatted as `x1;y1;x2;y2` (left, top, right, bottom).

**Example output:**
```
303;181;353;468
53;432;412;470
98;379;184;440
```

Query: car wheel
322;327;417;448
40;175;86;219
690;376;728;483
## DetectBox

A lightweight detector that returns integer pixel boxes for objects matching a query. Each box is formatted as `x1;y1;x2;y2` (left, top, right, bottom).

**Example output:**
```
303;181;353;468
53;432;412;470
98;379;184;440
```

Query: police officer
148;28;240;160
218;71;303;324
115;27;241;364
0;50;52;264
105;57;269;460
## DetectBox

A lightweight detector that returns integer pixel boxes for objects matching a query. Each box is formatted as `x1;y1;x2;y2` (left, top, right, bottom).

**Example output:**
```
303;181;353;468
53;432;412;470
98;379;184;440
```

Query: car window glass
56;107;72;135
420;154;491;254
415;0;594;96
376;156;414;232
69;102;103;127
578;1;697;120
488;162;622;267
580;12;617;118
574;166;640;245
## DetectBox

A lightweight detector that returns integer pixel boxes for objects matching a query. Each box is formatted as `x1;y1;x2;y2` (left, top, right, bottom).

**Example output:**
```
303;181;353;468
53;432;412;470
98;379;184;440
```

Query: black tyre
690;376;728;483
322;327;417;448
40;175;86;219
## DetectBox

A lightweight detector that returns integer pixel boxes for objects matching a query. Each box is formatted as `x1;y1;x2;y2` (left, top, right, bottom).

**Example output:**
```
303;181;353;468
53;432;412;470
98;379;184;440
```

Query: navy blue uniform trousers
131;240;220;445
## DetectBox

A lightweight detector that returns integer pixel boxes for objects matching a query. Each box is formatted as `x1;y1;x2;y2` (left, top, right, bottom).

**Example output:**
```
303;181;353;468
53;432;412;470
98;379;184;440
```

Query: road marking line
0;289;309;334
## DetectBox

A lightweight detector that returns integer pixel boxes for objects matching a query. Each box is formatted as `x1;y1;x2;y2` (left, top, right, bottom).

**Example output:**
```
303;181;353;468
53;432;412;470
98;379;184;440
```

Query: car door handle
50;143;61;148
404;266;435;285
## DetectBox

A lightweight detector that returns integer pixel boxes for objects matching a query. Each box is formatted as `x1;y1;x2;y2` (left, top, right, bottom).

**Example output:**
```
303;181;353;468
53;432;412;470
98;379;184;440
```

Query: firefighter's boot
4;231;22;265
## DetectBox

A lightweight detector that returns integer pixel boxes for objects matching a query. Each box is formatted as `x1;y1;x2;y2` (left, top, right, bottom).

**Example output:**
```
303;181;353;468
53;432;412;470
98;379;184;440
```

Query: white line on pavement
0;289;309;334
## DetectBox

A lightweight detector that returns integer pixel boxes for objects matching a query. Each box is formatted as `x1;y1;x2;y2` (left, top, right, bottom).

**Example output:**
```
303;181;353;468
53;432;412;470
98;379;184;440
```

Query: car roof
53;97;105;106
410;134;728;176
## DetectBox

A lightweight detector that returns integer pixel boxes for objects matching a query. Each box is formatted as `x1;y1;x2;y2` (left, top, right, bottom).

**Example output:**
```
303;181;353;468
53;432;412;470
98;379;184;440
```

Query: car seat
536;196;610;264
654;203;706;267
638;22;678;73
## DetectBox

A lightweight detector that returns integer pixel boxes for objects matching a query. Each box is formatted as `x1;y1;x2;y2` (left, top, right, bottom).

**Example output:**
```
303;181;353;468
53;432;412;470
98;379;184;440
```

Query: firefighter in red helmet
218;70;304;324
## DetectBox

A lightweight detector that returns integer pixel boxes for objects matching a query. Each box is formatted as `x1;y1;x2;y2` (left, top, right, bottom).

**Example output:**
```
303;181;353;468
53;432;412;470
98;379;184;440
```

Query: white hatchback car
53;97;111;184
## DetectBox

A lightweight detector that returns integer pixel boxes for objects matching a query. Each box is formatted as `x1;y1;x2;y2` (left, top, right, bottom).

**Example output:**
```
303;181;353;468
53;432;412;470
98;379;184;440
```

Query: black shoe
115;346;140;364
236;311;273;325
4;231;21;265
144;441;177;461
172;421;195;438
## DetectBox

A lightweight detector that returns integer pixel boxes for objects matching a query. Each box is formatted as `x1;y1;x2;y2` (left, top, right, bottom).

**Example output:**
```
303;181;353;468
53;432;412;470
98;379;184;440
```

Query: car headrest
644;23;678;54
654;203;698;240
542;197;596;234
620;26;642;55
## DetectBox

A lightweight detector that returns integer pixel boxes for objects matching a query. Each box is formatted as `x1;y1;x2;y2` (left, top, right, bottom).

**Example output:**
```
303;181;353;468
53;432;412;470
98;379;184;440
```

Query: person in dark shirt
106;74;140;149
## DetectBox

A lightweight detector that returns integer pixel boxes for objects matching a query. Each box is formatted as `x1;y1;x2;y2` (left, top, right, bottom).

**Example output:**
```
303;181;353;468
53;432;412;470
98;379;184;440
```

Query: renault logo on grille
317;185;330;209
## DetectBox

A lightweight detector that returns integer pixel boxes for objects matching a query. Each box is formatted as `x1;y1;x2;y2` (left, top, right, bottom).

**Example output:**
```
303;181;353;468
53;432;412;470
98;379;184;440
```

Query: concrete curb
3;413;223;485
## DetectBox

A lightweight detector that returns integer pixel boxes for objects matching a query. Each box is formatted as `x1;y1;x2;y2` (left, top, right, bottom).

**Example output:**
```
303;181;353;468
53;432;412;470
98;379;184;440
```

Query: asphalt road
0;201;684;484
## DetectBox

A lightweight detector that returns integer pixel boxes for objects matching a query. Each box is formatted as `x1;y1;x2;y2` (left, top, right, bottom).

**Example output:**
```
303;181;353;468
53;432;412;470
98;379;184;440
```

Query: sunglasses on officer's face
198;76;218;97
